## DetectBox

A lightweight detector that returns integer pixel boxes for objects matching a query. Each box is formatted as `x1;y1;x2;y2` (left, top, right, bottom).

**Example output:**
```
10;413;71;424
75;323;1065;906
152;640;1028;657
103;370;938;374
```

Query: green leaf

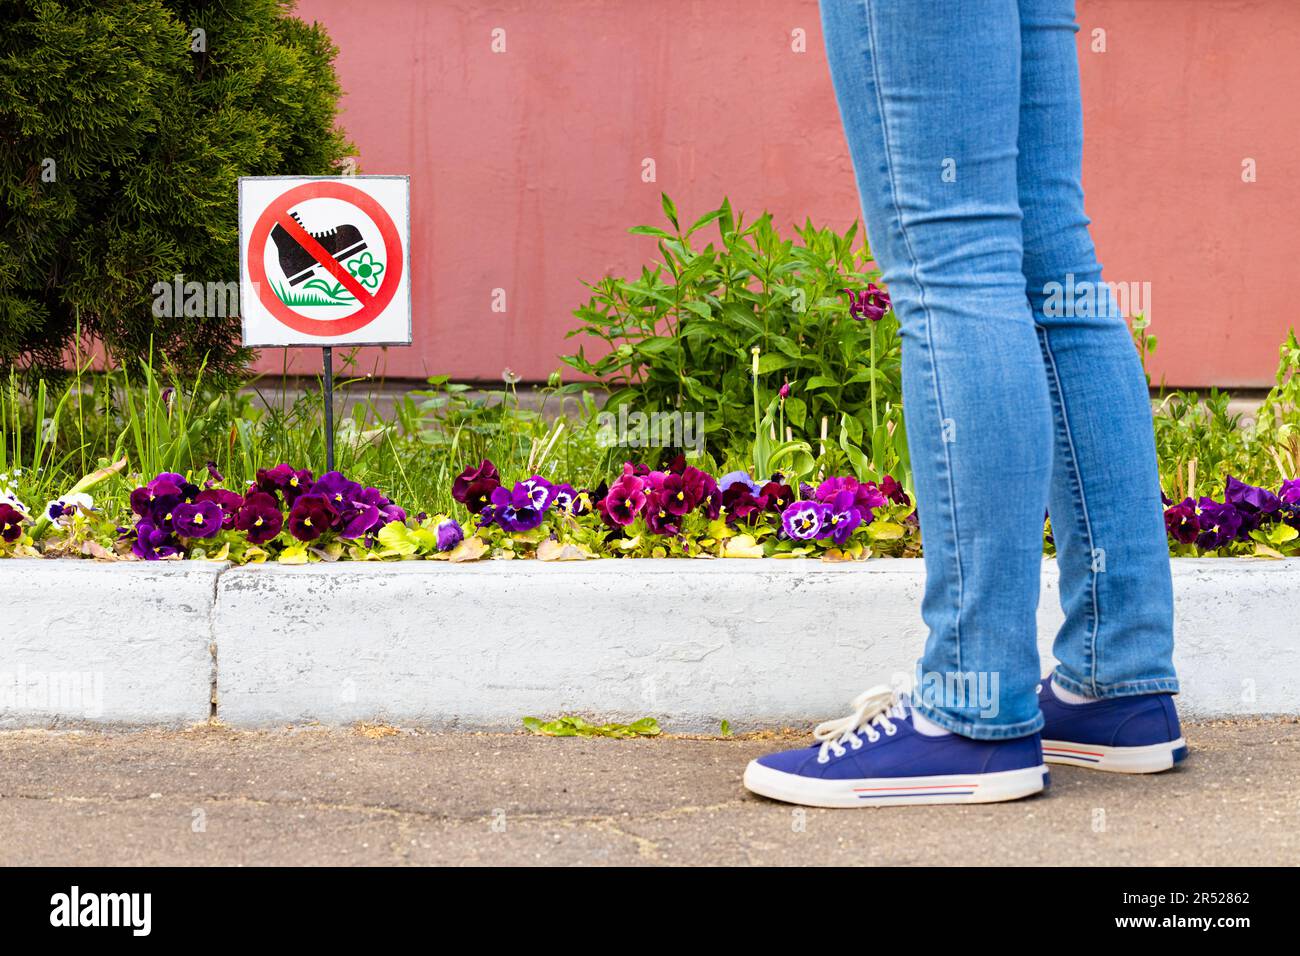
783;396;807;430
635;336;679;356
377;520;417;555
685;208;724;236
661;193;679;230
804;375;840;391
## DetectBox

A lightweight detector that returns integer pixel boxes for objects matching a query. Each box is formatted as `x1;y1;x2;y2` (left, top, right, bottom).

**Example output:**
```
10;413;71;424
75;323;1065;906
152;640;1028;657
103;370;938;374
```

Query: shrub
562;196;904;467
0;0;354;380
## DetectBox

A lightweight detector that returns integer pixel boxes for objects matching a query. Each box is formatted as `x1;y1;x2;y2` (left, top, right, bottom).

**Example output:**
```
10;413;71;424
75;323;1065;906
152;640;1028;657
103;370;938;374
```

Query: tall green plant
562;195;903;466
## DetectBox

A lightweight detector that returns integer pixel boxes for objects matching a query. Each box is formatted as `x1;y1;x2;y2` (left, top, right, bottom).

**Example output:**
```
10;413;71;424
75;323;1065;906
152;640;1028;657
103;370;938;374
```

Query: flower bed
2;454;1299;562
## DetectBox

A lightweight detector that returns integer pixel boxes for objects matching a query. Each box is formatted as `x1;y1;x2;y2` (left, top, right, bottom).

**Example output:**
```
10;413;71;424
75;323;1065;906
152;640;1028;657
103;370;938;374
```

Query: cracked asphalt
0;718;1295;865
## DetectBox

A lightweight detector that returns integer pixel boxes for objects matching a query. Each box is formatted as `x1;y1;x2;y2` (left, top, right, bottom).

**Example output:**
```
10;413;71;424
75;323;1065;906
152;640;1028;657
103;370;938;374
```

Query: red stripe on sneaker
852;783;979;792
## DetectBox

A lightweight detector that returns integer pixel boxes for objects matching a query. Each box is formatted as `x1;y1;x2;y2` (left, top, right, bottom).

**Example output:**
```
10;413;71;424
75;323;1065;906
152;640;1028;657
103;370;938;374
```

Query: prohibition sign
246;180;405;338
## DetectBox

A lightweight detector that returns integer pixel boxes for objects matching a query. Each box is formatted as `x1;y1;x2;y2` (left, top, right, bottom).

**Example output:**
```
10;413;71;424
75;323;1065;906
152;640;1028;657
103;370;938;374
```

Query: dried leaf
536;538;592;561
723;534;764;558
448;535;488;562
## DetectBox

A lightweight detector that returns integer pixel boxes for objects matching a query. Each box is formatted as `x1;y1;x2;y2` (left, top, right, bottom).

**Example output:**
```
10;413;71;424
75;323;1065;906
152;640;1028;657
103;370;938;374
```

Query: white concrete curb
1;559;1295;729
212;558;1300;731
0;562;223;726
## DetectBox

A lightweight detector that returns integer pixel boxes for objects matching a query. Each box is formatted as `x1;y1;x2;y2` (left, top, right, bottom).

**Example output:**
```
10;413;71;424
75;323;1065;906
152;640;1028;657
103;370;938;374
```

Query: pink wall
274;0;1300;388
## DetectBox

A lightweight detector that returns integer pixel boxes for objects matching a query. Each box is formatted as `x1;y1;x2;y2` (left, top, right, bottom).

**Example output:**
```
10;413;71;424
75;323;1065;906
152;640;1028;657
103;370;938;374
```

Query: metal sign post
322;346;335;472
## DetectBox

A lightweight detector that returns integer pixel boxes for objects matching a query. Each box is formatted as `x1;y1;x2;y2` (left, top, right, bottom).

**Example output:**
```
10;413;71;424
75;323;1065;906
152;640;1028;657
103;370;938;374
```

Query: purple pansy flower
718;471;760;496
1195;498;1243;550
658;472;698;517
353;485;405;526
781;500;831;541
287;493;337;541
1163;496;1200;545
452;460;501;514
172;499;223;539
234;492;283;545
1279;478;1300;506
720;483;766;525
1279;479;1300;530
195;488;243;530
758;480;794;513
519;476;557;512
131;520;178;560
130;472;185;518
550;483;581;514
339;502;381;539
644;492;681;536
1223;475;1281;534
436;519;464;552
600;473;648;528
814;476;887;514
880;474;910;507
823;490;864;545
0;503;24;543
256;464;314;504
314;471;363;510
488;483;547;533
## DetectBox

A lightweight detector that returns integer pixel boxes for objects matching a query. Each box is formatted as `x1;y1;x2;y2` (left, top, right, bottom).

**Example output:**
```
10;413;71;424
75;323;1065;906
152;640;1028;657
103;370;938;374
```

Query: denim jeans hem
911;700;1044;741
1051;666;1180;700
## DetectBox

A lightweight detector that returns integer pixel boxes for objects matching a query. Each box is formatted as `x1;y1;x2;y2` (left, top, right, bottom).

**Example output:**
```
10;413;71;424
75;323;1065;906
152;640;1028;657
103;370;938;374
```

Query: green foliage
1153;329;1300;498
1253;328;1300;481
522;715;662;739
0;0;354;381
0;349;611;543
1153;388;1253;498
562;196;902;464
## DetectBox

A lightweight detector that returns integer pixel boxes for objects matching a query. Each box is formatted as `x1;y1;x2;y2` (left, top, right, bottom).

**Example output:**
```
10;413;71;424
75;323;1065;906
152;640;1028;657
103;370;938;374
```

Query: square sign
238;175;411;347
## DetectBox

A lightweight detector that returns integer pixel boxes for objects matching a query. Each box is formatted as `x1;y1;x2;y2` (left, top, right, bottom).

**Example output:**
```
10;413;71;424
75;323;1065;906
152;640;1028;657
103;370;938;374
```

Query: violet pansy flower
718;471;760;497
132;519;178;560
436;519;464;552
1195;498;1243;550
234;492;283;545
823;490;864;545
781;500;830;541
600;473;647;528
519;475;557;512
1163;497;1199;545
287;493;336;541
488;483;547;532
172;499;223;539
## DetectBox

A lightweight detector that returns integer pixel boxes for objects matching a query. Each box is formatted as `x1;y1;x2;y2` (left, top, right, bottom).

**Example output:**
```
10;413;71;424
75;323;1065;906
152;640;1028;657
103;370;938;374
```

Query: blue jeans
820;0;1178;738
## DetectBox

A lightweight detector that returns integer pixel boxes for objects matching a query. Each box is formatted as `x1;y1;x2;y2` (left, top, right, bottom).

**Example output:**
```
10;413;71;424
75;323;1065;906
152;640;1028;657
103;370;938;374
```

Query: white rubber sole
742;760;1049;808
1042;737;1188;774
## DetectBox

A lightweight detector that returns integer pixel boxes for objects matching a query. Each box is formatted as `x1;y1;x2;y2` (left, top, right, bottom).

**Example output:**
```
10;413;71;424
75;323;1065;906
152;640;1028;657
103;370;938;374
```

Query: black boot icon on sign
271;211;367;286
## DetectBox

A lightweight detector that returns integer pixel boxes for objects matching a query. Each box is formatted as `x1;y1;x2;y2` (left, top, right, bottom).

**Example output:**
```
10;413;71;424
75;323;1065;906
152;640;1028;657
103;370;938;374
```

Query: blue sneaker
743;687;1048;808
1039;676;1188;773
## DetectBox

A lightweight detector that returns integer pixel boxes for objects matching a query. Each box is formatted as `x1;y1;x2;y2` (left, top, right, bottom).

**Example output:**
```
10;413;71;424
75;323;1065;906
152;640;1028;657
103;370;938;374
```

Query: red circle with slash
247;181;403;337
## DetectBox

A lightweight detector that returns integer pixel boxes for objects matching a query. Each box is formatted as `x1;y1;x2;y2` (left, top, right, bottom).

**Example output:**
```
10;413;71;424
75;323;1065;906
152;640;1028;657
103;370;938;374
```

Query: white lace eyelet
885;725;897;736
850;738;863;750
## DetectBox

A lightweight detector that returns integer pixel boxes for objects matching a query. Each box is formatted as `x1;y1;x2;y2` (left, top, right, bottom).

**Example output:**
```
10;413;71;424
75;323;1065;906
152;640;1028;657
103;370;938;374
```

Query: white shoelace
812;685;908;764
